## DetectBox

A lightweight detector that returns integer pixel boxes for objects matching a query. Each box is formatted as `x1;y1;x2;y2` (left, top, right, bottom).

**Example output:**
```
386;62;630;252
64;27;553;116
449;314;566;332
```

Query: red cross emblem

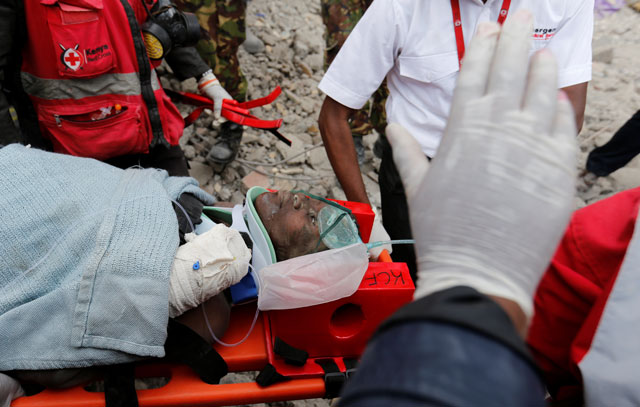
59;44;84;71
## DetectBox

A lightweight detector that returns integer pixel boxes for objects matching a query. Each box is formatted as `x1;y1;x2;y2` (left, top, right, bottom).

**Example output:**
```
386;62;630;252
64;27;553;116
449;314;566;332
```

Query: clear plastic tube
171;198;195;238
173;198;260;347
366;239;415;250
202;267;260;347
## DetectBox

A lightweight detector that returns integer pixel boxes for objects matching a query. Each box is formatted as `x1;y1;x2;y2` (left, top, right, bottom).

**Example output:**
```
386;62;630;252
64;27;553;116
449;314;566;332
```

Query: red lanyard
450;0;511;67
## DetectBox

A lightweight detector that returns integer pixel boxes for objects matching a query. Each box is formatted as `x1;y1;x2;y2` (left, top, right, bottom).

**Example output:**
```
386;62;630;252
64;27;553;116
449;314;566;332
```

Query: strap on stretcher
165;87;292;146
256;336;358;398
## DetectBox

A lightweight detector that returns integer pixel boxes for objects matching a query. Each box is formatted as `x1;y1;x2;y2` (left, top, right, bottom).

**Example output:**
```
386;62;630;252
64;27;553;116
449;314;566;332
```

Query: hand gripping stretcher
11;159;414;407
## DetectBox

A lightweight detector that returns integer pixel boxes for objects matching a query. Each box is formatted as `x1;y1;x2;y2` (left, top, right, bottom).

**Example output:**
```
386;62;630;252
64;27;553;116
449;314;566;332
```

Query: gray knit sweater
0;145;214;370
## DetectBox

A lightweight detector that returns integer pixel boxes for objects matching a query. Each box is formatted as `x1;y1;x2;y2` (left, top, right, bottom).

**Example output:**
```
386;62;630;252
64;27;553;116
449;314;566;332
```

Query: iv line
366;239;415;250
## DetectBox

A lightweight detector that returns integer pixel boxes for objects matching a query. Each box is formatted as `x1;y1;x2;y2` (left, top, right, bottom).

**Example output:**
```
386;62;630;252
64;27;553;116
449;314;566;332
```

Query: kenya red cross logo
59;44;84;71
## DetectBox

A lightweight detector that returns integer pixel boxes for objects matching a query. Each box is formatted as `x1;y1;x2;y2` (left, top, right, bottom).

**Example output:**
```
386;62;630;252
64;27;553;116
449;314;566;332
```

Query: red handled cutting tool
165;87;291;146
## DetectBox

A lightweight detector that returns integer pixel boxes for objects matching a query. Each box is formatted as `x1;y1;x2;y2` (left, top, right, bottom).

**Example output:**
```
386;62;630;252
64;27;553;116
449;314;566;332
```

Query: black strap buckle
345;368;357;380
316;359;346;398
323;371;346;399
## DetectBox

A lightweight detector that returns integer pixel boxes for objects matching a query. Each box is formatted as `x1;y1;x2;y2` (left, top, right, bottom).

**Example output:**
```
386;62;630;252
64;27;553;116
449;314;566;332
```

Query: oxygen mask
291;191;362;250
294;190;415;253
317;203;362;249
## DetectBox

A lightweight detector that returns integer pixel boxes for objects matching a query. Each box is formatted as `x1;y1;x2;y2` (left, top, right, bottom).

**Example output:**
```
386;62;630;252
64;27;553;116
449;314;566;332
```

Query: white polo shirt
318;0;593;157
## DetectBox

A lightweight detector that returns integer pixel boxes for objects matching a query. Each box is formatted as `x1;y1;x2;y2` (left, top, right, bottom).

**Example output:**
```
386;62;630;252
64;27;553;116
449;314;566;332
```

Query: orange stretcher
13;252;413;407
12;199;414;407
12;301;323;407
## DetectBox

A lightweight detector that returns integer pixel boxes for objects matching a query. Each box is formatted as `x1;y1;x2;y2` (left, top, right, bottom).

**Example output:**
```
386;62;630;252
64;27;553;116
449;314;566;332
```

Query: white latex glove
198;71;233;119
368;206;392;260
169;224;251;317
0;373;24;407
387;10;577;318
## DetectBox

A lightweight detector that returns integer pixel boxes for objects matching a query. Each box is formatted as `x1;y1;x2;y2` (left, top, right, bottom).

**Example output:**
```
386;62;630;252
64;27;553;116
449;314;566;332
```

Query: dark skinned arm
489;296;528;338
562;82;587;133
318;96;371;206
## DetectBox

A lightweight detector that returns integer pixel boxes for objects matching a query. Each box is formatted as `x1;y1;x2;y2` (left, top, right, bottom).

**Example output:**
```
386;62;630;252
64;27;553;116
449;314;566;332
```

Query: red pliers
165;87;291;146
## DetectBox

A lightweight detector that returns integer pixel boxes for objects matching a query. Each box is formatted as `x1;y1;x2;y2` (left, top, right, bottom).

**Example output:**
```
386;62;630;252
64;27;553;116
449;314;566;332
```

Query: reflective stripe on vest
21;71;161;101
578;207;640;406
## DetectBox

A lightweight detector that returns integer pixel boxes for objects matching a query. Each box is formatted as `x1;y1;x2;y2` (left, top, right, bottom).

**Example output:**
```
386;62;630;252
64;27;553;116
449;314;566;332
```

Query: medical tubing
202;267;260;347
236;144;323;167
366;239;415;250
237;161;324;182
170;198;195;237
173;201;261;348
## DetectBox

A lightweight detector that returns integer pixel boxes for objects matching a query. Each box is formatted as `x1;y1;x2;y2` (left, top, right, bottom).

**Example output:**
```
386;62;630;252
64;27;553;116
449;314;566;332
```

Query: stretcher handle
221;109;283;130
165;88;289;145
165;89;211;107
230;86;282;110
221;102;252;116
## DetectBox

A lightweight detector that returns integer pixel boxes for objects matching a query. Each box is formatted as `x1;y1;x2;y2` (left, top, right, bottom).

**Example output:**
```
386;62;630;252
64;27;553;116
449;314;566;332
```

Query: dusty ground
577;5;640;206
166;0;382;212
166;2;640;406
169;1;640;214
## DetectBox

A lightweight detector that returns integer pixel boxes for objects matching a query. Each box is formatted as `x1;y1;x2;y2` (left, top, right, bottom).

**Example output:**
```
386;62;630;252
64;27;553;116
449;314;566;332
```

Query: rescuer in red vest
527;187;640;406
0;0;232;176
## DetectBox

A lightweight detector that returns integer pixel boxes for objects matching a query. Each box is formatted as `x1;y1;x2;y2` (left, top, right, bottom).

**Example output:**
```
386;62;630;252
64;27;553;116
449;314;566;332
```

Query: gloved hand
387;10;577;319
198;70;233;119
169;224;251;317
368;206;392;260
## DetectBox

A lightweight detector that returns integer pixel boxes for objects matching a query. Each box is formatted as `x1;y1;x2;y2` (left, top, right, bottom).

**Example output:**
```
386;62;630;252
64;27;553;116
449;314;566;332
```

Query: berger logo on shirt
59;44;84;71
533;27;557;40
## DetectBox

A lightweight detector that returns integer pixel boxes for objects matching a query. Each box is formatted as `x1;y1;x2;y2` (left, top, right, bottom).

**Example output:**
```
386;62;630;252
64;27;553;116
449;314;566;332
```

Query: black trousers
105;145;190;177
587;110;640;177
378;136;418;282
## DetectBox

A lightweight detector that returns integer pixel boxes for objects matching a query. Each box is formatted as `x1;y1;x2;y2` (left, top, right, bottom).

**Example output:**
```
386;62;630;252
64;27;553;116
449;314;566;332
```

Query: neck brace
198;186;276;273
200;188;369;310
243;186;277;271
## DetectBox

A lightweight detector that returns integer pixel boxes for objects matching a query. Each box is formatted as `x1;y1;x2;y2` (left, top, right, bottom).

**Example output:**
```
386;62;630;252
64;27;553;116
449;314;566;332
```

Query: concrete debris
242;169;270;191
188;161;213;187
165;0;638;235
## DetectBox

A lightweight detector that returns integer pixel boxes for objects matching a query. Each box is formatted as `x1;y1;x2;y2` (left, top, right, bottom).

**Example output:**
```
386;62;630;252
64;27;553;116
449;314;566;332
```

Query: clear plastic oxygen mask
293;191;415;252
317;204;361;249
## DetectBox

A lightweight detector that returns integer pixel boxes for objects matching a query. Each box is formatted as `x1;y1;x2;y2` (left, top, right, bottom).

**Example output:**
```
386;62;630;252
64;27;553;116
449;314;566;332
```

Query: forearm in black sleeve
377;286;535;360
338;287;545;407
0;0;22;145
165;46;211;81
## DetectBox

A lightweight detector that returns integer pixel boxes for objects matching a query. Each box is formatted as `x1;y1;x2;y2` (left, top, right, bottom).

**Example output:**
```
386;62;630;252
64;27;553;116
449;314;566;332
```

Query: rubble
577;6;640;206
165;0;382;211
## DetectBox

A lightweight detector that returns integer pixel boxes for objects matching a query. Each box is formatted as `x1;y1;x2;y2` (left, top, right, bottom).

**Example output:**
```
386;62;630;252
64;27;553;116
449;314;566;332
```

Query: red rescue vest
528;187;640;404
21;0;184;160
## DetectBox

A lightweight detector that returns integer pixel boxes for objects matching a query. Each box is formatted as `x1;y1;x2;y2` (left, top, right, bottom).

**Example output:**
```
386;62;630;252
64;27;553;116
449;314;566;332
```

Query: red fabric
527;187;640;403
450;0;511;67
21;0;184;160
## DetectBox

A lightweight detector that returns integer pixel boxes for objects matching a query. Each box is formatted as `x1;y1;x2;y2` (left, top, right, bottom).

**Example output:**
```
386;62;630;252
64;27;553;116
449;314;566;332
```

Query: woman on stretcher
0;144;385;393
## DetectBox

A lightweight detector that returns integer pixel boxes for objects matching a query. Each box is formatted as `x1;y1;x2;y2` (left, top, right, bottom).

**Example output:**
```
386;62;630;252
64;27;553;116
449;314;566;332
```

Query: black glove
173;193;205;244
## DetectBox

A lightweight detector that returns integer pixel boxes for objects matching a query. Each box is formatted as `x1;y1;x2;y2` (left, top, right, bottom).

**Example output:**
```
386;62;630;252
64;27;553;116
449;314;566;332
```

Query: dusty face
254;191;328;261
